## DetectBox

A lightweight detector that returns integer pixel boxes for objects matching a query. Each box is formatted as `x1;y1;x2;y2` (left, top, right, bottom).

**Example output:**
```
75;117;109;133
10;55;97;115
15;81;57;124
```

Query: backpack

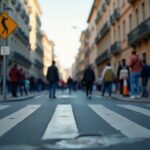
104;69;115;82
119;65;129;80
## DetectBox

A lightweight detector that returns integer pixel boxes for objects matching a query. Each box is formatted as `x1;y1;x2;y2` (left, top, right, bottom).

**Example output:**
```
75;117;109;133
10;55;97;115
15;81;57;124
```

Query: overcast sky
38;0;94;68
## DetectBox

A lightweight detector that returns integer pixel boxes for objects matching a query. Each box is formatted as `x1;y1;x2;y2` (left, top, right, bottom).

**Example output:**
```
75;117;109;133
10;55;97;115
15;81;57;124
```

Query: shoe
136;95;141;99
88;95;92;99
130;96;135;99
53;96;56;99
49;95;51;98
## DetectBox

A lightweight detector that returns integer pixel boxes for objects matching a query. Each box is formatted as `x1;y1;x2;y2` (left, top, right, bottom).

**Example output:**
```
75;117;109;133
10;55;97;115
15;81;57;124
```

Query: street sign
0;12;18;39
0;46;10;55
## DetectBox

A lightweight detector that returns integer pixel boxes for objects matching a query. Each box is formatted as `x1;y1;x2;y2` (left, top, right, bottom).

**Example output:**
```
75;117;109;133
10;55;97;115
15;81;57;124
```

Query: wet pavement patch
42;134;142;149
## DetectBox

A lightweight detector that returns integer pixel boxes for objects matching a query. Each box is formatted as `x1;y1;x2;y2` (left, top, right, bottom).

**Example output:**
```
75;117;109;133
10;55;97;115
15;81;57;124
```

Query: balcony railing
111;42;121;55
110;8;121;25
128;17;150;46
12;52;31;67
128;0;136;4
95;10;103;24
95;32;101;45
100;21;110;39
96;50;110;65
102;3;107;12
14;28;29;45
34;59;43;69
106;0;110;5
11;0;16;5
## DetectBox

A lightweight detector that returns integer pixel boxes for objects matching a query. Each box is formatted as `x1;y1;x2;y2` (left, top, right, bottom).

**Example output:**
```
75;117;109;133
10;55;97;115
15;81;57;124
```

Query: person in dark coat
67;76;73;94
141;59;150;97
83;65;95;99
46;60;59;98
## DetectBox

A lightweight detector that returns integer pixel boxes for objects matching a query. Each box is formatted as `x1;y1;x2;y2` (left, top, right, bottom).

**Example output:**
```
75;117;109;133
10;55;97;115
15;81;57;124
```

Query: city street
0;90;150;150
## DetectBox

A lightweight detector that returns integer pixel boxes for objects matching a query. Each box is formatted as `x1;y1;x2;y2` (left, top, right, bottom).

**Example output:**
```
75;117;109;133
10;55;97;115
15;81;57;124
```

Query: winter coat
46;65;59;82
83;67;95;82
141;64;150;78
9;67;19;82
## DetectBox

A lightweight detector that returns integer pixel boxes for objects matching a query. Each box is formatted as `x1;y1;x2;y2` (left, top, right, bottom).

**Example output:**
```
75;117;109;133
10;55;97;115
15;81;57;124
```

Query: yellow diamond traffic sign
0;12;18;39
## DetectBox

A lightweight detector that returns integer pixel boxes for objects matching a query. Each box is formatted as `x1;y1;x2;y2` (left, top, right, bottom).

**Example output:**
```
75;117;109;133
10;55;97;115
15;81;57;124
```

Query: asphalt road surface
0;90;150;150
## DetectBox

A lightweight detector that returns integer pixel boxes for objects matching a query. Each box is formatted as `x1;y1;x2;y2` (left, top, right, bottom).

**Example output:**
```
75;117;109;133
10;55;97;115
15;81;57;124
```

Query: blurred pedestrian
101;62;115;98
83;65;95;99
141;59;150;98
18;68;28;96
128;51;142;99
9;64;19;97
67;76;73;94
46;60;59;99
117;59;130;96
29;75;36;93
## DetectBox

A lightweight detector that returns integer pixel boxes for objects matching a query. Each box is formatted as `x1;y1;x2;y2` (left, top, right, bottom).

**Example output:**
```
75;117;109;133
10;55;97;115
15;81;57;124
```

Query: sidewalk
94;91;150;103
0;91;48;102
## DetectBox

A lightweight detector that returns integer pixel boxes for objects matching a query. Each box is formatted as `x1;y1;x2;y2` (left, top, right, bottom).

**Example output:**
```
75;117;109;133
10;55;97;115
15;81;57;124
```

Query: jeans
102;82;112;97
130;72;141;96
68;84;72;94
142;77;149;97
49;82;57;97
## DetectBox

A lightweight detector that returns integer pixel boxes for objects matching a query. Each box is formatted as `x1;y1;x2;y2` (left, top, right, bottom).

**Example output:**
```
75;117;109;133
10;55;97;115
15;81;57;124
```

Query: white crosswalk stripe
89;104;150;139
42;104;78;140
118;105;150;117
0;105;10;111
0;105;40;137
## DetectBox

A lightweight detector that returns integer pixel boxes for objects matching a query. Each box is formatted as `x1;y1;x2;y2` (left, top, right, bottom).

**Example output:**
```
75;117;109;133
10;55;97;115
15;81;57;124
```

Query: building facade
42;33;54;77
0;0;31;76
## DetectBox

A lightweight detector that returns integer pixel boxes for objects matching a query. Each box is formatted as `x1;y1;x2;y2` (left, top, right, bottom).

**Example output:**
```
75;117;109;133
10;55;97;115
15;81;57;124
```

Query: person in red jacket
9;64;19;97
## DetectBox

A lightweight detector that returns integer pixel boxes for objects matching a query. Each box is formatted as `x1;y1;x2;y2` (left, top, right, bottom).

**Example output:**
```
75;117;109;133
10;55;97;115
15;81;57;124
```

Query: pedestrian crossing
0;103;150;141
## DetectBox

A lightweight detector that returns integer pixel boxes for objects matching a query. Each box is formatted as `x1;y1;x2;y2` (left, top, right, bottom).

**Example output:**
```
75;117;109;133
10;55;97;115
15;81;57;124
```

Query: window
114;30;116;42
149;0;150;16
129;14;132;31
141;3;145;21
123;21;126;40
135;9;139;26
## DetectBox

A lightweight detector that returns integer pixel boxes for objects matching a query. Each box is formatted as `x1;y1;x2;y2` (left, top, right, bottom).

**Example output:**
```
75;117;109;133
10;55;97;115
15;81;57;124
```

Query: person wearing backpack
101;62;115;97
141;59;150;98
117;59;130;96
128;51;143;99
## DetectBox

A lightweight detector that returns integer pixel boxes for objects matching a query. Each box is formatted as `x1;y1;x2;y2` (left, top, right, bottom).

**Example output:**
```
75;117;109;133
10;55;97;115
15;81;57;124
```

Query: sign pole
2;40;7;100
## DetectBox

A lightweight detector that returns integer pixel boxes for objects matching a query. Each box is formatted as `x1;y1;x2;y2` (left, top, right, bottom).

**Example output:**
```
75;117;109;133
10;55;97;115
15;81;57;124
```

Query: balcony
128;17;150;46
16;2;21;12
11;0;16;5
12;52;31;67
14;28;29;45
110;8;121;25
128;0;136;4
36;43;43;56
95;32;101;45
100;21;110;39
96;50;110;65
95;10;103;24
106;0;110;5
34;59;43;69
102;3;107;12
111;42;121;55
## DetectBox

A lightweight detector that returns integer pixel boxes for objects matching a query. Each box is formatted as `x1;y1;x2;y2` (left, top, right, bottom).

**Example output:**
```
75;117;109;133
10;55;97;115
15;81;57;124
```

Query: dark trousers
11;81;18;97
85;82;93;97
19;81;27;96
142;77;149;97
102;82;112;97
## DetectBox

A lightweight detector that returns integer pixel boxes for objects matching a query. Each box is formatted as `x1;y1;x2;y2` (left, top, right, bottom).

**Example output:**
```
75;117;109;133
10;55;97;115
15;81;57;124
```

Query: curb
0;91;48;103
94;91;150;103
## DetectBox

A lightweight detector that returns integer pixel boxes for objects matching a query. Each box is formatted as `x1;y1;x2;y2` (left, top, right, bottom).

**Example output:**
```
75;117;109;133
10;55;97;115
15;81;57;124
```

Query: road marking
42;105;78;140
0;105;40;137
118;105;150;117
89;104;150;139
0;105;10;111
